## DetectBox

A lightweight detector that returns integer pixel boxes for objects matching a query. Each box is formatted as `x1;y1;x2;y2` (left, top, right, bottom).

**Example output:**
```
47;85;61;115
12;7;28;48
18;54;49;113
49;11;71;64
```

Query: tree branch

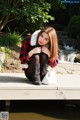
0;15;10;31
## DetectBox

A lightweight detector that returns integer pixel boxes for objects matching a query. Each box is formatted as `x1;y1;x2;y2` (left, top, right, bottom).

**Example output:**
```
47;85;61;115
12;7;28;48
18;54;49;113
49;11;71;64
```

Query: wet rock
74;52;80;63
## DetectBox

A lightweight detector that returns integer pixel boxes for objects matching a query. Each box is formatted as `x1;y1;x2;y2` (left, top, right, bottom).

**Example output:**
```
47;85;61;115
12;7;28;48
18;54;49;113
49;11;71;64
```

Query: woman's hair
37;26;58;59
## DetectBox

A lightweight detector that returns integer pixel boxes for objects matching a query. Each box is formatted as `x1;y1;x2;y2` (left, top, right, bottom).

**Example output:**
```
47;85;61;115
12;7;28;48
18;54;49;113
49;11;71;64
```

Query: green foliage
21;0;54;32
0;32;23;46
0;0;54;32
68;16;80;38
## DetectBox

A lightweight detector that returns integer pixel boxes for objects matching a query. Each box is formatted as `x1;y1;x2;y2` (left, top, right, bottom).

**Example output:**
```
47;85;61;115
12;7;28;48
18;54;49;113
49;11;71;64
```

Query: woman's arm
41;46;50;58
19;37;42;64
28;47;41;58
19;37;31;64
49;56;58;68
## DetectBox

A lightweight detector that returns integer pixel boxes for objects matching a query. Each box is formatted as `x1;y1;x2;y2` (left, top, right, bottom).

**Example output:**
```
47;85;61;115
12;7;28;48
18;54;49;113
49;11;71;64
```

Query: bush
0;32;23;46
68;16;80;38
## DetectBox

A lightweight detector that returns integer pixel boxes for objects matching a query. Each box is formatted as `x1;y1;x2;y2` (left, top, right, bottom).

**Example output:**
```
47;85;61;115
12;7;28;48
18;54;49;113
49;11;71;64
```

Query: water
59;50;77;63
1;100;80;120
63;45;75;51
59;45;79;63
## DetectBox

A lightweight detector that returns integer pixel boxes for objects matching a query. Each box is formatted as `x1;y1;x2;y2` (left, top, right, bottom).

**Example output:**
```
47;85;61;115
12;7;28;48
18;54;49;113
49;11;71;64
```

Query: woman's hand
41;46;50;58
28;47;41;58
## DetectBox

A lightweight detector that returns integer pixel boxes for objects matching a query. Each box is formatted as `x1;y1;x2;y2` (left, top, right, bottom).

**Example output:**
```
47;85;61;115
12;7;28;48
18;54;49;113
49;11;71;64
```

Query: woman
19;26;58;85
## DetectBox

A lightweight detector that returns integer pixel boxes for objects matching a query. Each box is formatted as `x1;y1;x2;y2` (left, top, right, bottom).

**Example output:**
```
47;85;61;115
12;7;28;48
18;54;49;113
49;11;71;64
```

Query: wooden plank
0;73;80;100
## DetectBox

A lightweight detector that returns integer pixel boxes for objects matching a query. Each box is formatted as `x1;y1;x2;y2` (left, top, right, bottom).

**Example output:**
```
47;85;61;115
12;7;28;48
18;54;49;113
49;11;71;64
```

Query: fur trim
30;30;41;46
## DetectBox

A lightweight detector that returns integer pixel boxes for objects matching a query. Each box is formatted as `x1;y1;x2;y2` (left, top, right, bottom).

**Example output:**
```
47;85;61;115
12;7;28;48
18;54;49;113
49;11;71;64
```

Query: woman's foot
33;80;41;85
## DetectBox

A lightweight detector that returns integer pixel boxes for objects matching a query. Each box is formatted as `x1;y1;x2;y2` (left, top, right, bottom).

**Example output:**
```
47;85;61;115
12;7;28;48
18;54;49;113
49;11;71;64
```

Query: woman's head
37;26;58;59
38;31;50;46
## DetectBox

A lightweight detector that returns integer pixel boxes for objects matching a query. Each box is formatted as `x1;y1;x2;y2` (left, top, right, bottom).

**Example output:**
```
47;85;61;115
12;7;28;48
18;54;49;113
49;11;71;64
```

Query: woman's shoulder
21;35;31;45
24;35;31;41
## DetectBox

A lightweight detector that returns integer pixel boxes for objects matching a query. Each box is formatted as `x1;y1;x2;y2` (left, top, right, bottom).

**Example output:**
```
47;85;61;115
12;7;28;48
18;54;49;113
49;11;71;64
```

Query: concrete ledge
0;73;80;100
0;52;5;71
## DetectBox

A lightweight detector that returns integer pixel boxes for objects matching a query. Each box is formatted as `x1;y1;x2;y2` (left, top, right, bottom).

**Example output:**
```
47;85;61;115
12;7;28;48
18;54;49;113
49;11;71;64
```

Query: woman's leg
24;56;35;81
24;54;41;85
32;54;41;85
40;52;49;81
24;53;49;84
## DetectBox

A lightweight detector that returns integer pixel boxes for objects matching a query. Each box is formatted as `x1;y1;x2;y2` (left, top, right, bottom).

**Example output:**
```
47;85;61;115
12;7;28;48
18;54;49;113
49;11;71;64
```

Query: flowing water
1;100;80;120
59;45;78;63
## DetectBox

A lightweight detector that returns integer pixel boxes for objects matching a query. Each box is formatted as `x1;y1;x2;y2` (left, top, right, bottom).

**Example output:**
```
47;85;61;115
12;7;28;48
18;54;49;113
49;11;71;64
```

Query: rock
0;52;5;71
74;52;80;62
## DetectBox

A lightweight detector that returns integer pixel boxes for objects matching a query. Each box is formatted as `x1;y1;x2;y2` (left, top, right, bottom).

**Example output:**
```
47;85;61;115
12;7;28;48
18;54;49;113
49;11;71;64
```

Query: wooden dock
0;73;80;100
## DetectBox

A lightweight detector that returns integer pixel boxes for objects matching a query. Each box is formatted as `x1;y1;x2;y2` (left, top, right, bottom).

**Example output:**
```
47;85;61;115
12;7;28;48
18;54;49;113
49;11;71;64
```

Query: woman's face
38;32;49;46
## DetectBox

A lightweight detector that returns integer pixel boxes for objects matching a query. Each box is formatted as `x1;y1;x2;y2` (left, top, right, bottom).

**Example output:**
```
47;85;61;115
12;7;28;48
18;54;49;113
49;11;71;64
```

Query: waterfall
57;31;80;63
59;45;77;63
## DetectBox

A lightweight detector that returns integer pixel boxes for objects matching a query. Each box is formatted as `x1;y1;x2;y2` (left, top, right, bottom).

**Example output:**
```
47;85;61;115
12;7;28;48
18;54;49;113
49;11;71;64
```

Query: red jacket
19;35;58;68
